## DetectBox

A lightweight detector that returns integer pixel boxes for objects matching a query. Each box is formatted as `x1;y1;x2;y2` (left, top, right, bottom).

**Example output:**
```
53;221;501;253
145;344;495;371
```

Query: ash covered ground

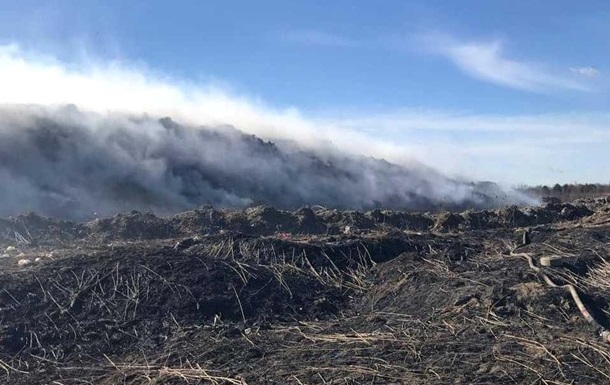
1;198;610;384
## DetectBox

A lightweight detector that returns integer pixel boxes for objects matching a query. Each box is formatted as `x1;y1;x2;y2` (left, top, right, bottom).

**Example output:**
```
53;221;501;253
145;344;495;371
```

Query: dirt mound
243;206;298;234
0;213;81;246
367;209;434;232
433;212;465;232
461;209;498;230
0;246;350;355
169;206;224;235
430;202;595;232
321;210;375;235
1;200;598;248
559;203;594;220
85;210;177;241
294;207;327;234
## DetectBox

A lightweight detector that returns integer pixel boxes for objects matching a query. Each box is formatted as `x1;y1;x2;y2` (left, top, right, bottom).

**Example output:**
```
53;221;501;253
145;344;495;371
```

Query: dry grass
202;237;375;294
57;359;247;384
585;257;610;292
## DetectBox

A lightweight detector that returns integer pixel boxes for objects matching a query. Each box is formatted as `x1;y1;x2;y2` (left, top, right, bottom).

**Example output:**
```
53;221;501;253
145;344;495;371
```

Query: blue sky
1;0;609;185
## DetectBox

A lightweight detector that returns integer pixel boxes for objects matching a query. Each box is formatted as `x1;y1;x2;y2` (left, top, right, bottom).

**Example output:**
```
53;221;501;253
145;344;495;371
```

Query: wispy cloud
419;34;589;92
317;109;610;184
280;29;359;47
570;66;599;77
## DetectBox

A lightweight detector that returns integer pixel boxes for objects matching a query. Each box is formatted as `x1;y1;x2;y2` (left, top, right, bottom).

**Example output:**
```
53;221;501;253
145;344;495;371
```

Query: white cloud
420;34;589;92
280;30;358;47
570;66;600;77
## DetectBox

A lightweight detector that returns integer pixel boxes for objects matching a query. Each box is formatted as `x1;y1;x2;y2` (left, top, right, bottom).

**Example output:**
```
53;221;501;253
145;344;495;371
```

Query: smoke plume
0;44;536;219
0;105;534;219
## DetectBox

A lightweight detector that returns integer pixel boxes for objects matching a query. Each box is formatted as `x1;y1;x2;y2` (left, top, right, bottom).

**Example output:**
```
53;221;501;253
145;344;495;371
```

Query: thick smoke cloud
0;45;537;218
0;44;422;169
0;105;534;220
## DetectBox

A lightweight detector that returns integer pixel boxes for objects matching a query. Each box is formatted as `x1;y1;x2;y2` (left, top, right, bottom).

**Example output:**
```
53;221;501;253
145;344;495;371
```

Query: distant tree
519;182;610;201
579;184;587;194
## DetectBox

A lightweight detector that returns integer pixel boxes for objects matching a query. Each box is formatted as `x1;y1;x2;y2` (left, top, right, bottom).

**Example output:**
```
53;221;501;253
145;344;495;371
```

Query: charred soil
1;199;610;384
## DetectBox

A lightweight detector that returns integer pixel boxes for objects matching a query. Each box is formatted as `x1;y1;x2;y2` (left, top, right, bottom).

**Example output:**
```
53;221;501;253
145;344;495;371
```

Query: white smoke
0;44;536;219
0;43;407;162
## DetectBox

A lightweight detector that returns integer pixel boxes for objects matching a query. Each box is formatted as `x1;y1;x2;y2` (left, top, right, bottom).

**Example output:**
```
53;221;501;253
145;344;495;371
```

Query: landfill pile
0;197;610;384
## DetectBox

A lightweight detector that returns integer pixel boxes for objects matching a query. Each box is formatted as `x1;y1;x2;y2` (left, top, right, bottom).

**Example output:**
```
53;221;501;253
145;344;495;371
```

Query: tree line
520;183;610;201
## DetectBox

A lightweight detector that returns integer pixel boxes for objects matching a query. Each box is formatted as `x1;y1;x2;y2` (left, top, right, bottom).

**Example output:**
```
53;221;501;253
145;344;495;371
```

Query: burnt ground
0;198;610;384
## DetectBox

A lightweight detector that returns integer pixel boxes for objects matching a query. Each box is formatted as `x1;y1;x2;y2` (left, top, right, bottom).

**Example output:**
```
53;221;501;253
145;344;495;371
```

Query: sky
0;0;609;186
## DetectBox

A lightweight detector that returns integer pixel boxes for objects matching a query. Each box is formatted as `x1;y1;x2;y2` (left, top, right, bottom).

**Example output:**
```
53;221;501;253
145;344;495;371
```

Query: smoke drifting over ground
0;105;534;219
0;45;538;218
